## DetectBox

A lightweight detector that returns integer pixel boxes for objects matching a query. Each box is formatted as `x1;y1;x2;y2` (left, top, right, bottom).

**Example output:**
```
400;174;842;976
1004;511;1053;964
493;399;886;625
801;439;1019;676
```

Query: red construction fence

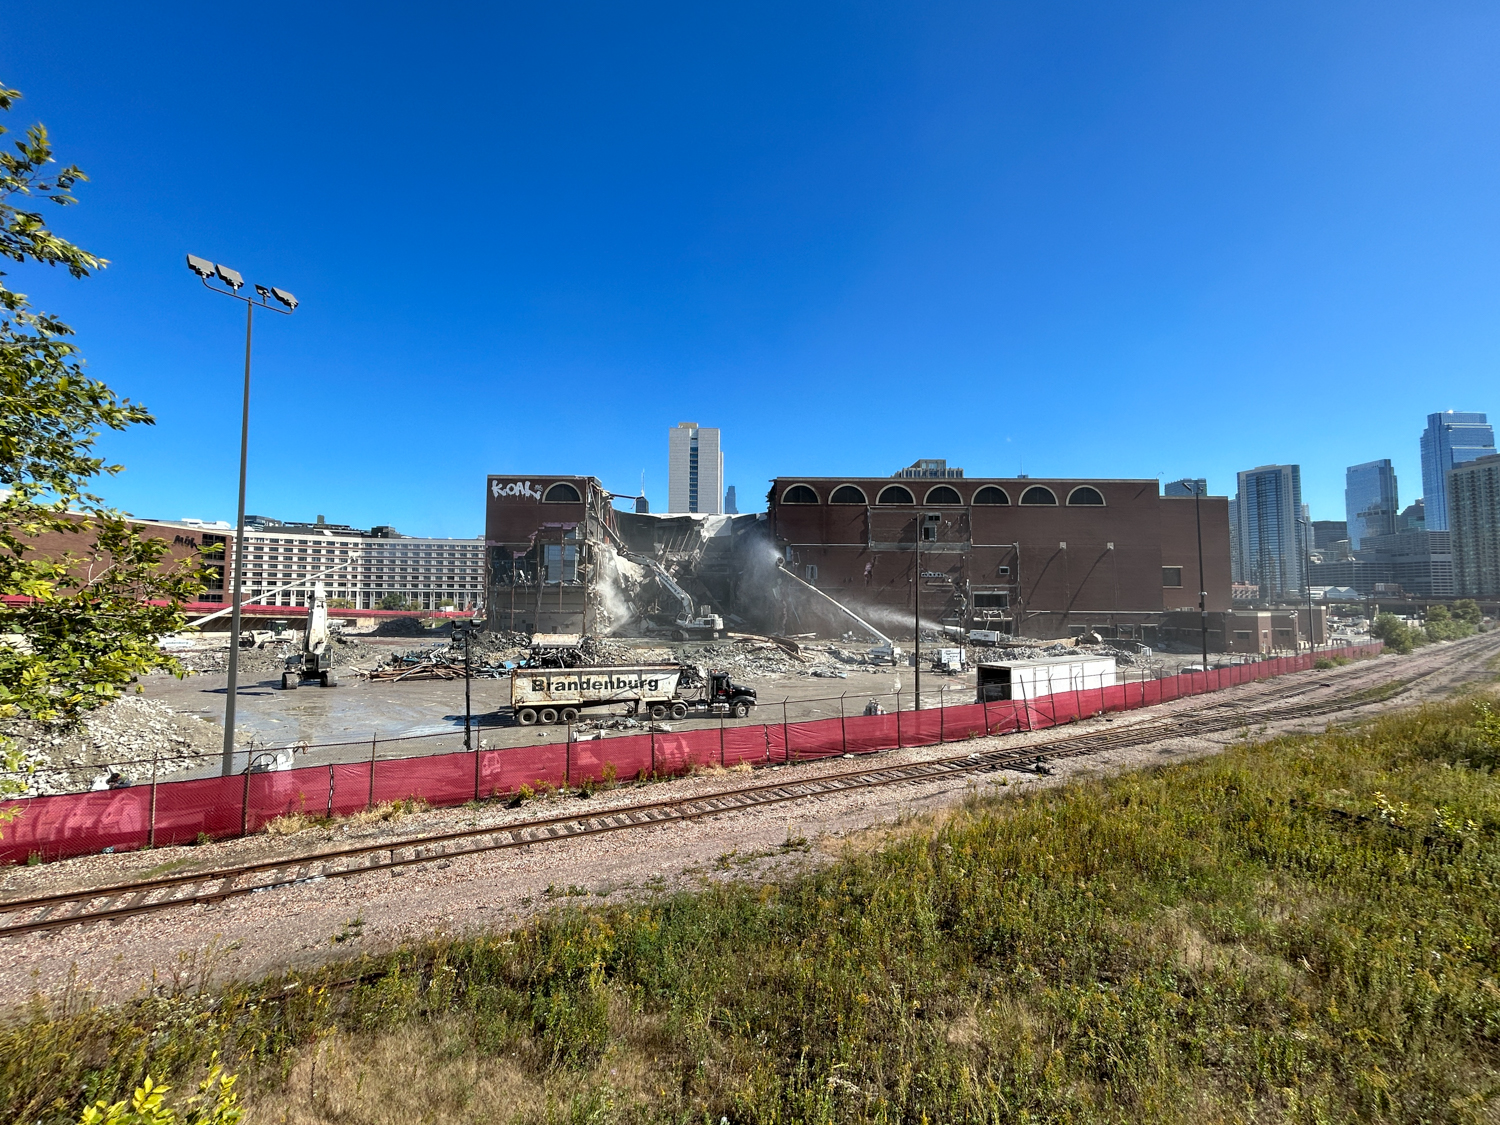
0;645;1383;865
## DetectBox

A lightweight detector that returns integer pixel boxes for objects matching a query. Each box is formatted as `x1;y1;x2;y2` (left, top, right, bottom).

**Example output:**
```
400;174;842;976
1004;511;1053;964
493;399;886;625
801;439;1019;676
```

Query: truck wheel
517;707;538;726
650;703;668;721
281;672;298;691
670;702;688;720
321;672;338;688
539;707;559;725
560;707;580;723
732;701;750;718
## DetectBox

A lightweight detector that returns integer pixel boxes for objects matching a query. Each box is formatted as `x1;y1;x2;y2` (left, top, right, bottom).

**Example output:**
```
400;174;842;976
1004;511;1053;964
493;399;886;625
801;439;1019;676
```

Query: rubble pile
4;696;248;796
974;641;1147;667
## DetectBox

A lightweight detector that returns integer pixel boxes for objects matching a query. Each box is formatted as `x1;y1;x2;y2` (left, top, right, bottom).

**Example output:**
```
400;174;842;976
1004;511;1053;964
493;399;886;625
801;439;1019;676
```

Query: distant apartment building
1448;453;1500;596
1344;459;1399;549
894;458;965;479
1397;500;1426;532
231;516;484;611
1233;465;1305;601
1164;478;1207;498
1421;411;1496;531
1359;530;1454;598
667;423;723;514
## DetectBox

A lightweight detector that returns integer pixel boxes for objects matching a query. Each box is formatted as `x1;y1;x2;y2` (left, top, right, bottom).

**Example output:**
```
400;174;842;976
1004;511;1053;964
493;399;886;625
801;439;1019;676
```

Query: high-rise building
723;485;738;514
1420;412;1496;531
1397;500;1425;532
1344;459;1399;550
1448;452;1500;596
1234;465;1305;601
1311;520;1348;551
1164;478;1208;497
667;423;723;515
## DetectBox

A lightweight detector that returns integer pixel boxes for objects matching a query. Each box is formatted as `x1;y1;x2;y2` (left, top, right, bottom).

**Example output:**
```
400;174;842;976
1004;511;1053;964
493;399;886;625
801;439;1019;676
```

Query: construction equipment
510;664;756;725
775;561;906;664
280;582;339;689
634;555;723;640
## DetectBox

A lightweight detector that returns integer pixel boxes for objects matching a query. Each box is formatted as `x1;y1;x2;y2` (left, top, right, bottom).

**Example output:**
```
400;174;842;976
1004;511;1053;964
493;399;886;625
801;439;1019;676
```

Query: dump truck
510;664;756;725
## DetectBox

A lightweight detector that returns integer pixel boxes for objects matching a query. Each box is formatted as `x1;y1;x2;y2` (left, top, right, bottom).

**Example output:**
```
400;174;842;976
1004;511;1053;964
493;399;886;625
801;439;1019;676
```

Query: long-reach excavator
280;580;339;689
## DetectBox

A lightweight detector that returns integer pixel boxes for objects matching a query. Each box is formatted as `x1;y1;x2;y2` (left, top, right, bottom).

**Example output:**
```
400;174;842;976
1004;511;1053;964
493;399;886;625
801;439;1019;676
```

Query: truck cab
707;671;756;717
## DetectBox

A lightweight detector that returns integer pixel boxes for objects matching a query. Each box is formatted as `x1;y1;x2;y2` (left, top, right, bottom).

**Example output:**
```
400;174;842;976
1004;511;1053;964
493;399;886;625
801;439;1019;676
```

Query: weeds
6;695;1500;1123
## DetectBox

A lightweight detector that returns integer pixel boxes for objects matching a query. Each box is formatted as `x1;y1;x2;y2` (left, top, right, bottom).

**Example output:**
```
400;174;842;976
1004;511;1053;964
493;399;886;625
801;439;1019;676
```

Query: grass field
5;690;1500;1124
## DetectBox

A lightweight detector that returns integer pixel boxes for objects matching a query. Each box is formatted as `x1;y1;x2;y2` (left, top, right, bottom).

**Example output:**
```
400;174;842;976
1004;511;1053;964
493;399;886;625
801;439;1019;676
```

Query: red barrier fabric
0;644;1382;864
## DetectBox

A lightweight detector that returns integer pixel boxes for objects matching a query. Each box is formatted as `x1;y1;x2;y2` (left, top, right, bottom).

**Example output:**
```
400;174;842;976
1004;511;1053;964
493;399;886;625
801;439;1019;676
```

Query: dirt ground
2;633;1493;1009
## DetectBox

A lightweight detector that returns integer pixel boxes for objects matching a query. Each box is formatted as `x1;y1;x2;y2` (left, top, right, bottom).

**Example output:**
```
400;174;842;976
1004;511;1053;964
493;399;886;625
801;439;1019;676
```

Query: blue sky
3;1;1497;534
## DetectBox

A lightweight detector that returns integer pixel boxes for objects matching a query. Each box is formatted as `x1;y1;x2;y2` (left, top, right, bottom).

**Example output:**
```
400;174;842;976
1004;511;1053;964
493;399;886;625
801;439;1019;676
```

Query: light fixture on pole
186;254;297;777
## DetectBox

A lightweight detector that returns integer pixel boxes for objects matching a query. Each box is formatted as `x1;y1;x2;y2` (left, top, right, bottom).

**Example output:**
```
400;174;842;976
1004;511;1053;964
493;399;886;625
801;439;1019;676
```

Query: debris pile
4;696;250;796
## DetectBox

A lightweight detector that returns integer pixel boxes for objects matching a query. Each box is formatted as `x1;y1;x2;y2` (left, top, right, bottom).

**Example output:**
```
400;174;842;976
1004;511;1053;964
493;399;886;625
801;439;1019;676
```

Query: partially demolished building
485;471;1232;643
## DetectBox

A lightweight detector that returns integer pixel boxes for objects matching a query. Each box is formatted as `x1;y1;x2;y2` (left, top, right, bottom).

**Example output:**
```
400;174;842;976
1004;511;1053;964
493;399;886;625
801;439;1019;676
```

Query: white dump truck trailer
975;654;1117;703
510;665;757;725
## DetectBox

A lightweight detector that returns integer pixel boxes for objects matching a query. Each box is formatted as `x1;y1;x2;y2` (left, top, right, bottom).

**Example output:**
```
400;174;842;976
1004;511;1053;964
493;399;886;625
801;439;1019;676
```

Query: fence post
241;767;251;838
474;727;482;802
650;723;656;779
565;725;572;790
939;691;945;743
148;748;159;850
327;763;335;820
368;733;377;809
840;692;847;753
783;699;791;764
720;710;726;767
896;691;902;748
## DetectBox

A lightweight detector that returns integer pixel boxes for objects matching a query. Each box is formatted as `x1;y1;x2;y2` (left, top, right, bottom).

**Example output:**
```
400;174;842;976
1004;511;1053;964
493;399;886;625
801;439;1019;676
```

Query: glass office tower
1344;459;1399;550
1234;465;1305;600
1420;412;1495;531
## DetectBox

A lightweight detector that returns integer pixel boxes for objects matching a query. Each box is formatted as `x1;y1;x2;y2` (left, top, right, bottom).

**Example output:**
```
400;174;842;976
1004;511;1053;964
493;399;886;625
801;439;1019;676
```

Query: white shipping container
975;655;1118;703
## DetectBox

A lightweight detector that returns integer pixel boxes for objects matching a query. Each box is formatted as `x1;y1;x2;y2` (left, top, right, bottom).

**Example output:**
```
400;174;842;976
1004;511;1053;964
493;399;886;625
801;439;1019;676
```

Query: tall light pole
186;255;297;776
1191;480;1209;671
1300;514;1317;654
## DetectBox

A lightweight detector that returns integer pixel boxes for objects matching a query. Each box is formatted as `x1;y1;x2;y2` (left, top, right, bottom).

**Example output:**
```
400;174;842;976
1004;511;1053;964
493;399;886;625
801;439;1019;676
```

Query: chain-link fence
0;645;1382;864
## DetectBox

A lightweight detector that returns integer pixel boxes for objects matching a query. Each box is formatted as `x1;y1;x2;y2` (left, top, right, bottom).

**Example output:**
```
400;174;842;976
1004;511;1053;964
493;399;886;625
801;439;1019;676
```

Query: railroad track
1;640;1491;940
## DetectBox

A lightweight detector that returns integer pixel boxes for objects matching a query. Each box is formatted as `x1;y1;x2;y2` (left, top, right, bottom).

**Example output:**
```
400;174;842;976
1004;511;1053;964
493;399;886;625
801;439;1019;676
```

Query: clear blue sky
3;1;1497;534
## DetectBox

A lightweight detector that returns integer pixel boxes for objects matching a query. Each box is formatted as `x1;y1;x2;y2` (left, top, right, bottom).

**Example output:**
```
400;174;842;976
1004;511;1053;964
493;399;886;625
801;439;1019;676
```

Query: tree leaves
0;85;203;728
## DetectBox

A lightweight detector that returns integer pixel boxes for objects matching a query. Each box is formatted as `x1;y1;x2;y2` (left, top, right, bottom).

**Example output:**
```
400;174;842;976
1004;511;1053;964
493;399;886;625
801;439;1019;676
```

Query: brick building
768;475;1231;640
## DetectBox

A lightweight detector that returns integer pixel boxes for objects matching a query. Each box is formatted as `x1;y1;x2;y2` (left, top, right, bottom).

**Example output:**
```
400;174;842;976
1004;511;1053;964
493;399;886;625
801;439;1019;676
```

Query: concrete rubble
3;695;250;797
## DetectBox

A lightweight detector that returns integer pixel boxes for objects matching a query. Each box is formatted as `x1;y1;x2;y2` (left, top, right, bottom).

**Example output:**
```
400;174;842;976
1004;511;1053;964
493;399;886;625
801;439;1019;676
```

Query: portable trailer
510;664;757;725
975;654;1117;703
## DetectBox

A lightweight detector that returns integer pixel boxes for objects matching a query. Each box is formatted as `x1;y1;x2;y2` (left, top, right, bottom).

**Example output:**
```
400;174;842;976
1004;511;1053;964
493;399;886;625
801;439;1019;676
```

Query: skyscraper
1344;459;1399;550
1448;453;1500;596
1420;412;1495;531
667;422;723;514
1234;465;1305;601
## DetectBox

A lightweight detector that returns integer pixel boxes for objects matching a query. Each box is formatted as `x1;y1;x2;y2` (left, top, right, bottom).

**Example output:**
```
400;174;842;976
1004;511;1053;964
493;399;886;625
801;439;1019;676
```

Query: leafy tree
1423;604;1474;642
0;85;204;732
1453;598;1482;626
377;593;408;611
1370;613;1418;654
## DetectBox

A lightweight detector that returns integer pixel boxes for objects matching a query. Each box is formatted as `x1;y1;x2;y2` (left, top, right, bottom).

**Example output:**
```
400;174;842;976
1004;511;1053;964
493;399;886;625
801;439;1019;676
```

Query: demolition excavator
280;580;339;689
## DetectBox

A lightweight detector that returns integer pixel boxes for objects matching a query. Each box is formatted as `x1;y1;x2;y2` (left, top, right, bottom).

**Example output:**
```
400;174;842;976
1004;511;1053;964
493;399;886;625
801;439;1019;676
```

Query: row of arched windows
780;483;1106;507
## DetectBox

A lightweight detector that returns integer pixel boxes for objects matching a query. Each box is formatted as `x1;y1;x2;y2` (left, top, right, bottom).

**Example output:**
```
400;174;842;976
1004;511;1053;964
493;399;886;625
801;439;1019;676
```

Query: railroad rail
0;641;1489;940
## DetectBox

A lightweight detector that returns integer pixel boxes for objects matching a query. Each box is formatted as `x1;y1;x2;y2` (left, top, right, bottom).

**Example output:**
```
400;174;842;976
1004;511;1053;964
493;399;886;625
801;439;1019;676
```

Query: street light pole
185;256;296;776
1193;481;1208;672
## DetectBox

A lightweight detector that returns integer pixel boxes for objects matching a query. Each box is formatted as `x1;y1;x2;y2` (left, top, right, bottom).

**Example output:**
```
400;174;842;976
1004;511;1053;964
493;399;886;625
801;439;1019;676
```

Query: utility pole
913;518;922;711
185;256;296;776
1193;481;1209;671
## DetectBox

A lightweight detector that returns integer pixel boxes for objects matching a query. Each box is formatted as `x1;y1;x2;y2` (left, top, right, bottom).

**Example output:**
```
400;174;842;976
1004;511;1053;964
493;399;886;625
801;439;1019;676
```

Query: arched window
925;485;963;505
829;484;868;504
1067;486;1105;506
877;485;915;505
1019;486;1058;506
543;482;581;503
781;484;819;504
973;486;1010;505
